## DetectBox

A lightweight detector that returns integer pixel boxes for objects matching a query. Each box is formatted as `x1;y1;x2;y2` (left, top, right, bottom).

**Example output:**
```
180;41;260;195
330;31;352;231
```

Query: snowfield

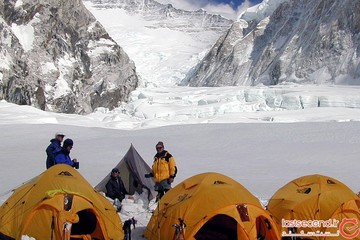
1;97;360;239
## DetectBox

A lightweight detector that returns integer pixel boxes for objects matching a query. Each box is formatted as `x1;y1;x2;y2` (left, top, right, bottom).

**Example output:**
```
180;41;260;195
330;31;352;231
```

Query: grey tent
95;144;156;200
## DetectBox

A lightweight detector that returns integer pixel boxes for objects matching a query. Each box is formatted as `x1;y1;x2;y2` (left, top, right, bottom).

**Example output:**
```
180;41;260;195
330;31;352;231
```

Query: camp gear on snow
123;217;137;240
113;198;122;212
73;161;79;169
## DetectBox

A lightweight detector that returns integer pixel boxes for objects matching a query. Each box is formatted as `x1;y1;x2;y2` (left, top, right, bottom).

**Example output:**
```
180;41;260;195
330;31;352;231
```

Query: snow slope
1;99;360;239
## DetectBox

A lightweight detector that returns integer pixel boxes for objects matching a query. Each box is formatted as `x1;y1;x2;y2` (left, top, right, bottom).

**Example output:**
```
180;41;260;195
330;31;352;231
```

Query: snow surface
2;1;360;239
1;89;360;239
10;9;40;52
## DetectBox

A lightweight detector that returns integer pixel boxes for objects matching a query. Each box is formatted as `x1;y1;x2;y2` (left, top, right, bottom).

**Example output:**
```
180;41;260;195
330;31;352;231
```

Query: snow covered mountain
85;0;232;33
0;0;139;114
80;0;360;127
2;0;359;118
82;0;233;86
183;0;360;86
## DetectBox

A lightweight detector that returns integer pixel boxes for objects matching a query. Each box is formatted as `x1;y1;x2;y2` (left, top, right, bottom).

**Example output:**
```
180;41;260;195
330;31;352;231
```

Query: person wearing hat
53;138;79;169
45;132;65;169
145;141;177;200
105;168;128;204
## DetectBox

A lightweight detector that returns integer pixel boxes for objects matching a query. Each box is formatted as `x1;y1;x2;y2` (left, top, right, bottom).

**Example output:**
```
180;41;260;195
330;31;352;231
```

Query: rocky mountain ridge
83;0;233;87
0;0;139;114
183;0;360;86
86;0;233;34
3;0;358;114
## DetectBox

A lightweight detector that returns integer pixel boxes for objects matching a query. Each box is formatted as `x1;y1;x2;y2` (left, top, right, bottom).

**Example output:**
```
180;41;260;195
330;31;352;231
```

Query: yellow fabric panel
152;154;177;182
267;174;360;239
145;172;280;240
0;164;123;240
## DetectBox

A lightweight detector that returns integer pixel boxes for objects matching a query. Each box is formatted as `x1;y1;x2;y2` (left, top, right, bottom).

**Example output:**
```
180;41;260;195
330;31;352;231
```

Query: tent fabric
95;144;156;200
0;164;123;240
267;174;360;239
144;172;280;240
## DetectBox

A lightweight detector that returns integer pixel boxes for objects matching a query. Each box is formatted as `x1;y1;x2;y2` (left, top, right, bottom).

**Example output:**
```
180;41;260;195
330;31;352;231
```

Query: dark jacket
54;148;75;167
105;176;128;201
46;138;62;169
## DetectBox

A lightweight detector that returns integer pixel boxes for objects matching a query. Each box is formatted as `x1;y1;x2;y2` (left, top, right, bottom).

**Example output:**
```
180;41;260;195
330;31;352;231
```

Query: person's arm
167;156;177;183
145;160;156;179
54;152;65;164
169;156;177;179
54;153;73;166
105;181;116;199
119;179;128;195
46;144;56;162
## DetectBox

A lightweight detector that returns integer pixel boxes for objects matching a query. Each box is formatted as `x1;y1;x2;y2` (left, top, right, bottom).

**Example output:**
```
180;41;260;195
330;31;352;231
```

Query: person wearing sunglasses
145;141;177;200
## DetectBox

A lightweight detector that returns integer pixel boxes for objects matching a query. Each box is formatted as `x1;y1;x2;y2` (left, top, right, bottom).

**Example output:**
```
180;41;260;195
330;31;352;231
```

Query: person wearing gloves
54;138;79;169
145;141;177;200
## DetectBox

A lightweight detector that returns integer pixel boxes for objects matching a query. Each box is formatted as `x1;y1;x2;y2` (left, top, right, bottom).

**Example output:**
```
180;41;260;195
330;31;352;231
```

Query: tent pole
157;198;160;240
51;215;55;240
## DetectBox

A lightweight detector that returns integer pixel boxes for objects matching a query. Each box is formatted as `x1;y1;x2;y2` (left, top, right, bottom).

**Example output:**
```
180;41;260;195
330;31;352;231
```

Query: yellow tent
0;164;123;240
267;174;360;239
144;172;280;240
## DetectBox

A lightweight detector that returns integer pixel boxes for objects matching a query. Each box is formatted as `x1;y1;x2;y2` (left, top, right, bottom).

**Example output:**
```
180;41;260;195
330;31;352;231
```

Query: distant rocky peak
91;0;162;10
84;0;233;33
183;0;360;87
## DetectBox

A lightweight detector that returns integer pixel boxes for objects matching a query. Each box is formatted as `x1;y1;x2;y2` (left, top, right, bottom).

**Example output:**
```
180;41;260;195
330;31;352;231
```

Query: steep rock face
183;0;360;86
0;0;138;113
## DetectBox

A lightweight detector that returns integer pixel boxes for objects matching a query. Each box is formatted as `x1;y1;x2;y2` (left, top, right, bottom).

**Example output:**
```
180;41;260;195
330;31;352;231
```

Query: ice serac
183;0;360;87
0;0;138;114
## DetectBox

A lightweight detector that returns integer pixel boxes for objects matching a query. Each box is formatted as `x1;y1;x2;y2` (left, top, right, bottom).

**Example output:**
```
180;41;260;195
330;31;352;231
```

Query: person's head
111;168;120;177
156;141;164;153
63;138;73;151
55;132;65;142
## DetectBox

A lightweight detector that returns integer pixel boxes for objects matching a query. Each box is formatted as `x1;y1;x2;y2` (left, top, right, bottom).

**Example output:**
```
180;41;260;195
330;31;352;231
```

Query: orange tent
267;174;360;239
0;164;123;240
144;172;280;240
